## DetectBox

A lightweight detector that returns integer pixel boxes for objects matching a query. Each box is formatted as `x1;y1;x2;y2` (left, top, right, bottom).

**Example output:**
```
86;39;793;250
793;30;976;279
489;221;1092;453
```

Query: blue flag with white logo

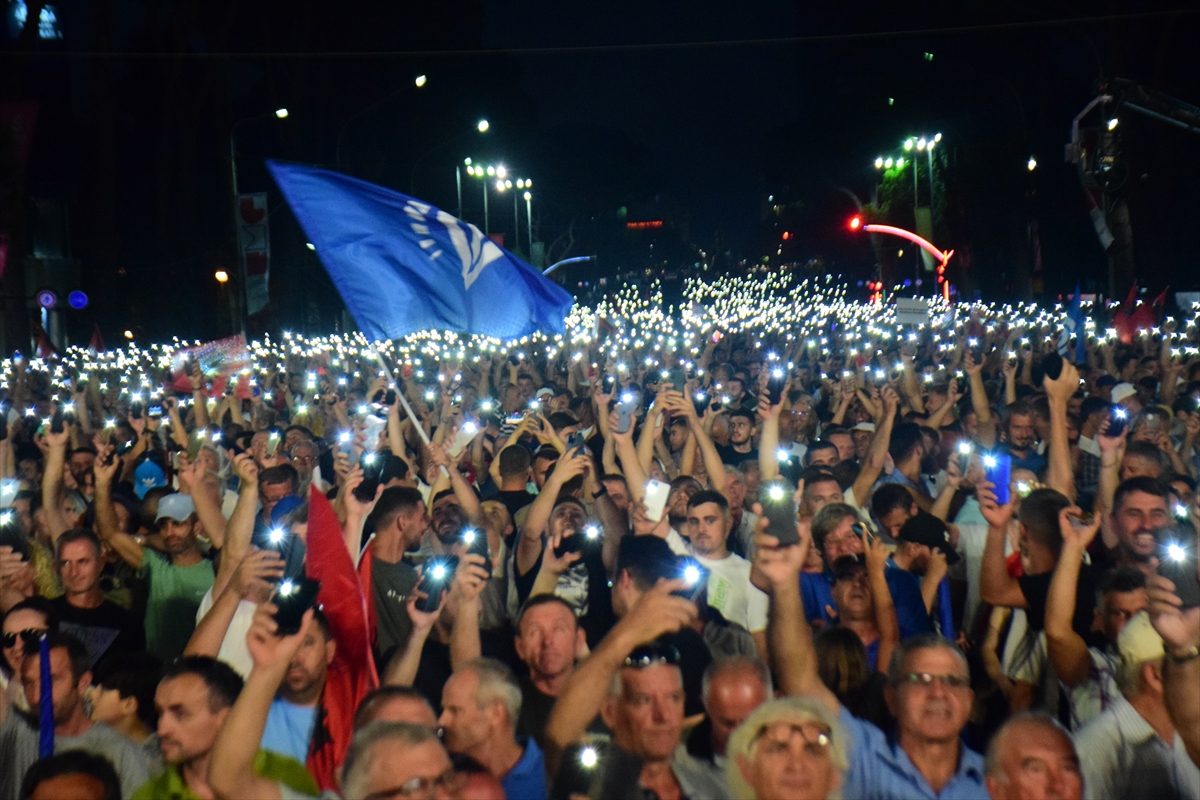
266;161;573;340
1058;282;1087;363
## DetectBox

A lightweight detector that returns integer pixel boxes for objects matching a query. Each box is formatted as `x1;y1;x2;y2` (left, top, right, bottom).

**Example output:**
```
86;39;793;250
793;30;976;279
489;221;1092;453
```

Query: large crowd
1;274;1198;800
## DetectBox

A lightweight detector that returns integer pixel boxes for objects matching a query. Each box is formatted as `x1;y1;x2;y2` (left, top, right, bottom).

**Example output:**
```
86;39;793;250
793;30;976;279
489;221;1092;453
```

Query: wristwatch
1167;643;1200;664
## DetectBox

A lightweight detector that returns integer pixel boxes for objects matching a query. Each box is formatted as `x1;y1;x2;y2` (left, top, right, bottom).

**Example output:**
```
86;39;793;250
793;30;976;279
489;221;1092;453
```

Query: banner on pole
238;193;270;314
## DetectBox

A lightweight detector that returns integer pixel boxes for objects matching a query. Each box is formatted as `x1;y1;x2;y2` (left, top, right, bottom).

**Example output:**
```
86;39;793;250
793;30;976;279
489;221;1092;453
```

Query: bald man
687;657;772;773
984;712;1084;800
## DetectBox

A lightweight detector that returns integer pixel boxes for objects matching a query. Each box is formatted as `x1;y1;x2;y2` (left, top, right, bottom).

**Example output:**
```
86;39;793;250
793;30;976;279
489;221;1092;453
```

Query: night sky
1;0;1198;348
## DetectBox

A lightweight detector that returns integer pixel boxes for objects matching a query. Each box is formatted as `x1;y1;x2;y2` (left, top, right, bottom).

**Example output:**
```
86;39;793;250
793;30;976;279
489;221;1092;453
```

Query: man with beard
514;448;618;645
876;422;935;511
360;487;428;665
132;655;316;800
92;484;214;661
716;409;757;468
0;631;150;800
1003;400;1047;475
1102;476;1172;577
258;608;337;764
512;595;586;749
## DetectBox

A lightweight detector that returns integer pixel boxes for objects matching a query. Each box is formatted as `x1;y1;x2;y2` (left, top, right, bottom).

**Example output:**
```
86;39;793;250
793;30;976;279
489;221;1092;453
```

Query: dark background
1;0;1197;350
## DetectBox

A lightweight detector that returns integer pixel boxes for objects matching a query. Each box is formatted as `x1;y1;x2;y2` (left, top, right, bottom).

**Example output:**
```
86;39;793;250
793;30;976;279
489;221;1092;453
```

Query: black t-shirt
517;673;557;750
715;443;755;468
494;489;537;520
49;596;145;668
1018;561;1105;647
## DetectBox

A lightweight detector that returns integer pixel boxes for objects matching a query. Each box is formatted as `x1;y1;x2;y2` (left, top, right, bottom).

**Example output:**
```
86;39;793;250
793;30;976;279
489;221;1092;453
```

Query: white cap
850;422;876;433
1111;382;1138;405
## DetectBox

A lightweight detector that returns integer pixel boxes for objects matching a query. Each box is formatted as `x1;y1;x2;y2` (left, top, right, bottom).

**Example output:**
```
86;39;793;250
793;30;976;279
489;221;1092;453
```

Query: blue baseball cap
155;493;196;523
134;460;167;500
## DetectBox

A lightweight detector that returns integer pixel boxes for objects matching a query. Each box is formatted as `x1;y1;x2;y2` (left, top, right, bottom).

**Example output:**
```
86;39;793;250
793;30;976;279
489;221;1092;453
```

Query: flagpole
375;353;449;478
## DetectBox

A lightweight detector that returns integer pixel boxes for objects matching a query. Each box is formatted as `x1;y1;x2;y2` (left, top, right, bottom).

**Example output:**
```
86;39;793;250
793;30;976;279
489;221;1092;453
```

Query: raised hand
1057;506;1101;551
541;530;584;575
977;481;1015;529
246;601;313;673
749;505;808;594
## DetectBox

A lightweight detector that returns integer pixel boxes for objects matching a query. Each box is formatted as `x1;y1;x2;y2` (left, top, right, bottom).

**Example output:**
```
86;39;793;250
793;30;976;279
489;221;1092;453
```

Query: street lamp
414;74;427;88
1027;156;1038;171
523;190;533;258
477;119;489;133
214;270;229;283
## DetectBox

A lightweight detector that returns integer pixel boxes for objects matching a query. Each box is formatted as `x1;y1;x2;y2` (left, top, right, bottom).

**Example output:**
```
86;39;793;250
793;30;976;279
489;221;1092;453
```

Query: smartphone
955;441;972;476
372;388;397;406
566;432;585;452
615;394;637;435
49;407;66;435
1108;406;1129;438
968;338;983;363
766;367;787;405
602;374;617;394
129;401;144;420
759;479;799;545
448;420;479;458
554;524;602;558
415;557;459;613
1040;352;1064;382
644;479;670;522
504;413;524;427
220;431;245;456
692;390;709;417
0;511;30;561
148;405;164;418
273;578;321;636
983;452;1013;506
461;528;491;571
266;431;281;457
671;558;709;601
666;365;688;391
354;451;383;502
1157;528;1200;609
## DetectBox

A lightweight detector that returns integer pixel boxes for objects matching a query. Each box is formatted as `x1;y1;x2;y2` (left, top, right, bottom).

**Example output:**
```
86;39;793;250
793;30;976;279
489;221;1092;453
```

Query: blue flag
266;161;574;340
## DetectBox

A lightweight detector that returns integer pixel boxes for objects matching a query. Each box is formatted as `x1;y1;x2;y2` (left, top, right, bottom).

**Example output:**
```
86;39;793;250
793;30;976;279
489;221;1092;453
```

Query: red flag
88;324;105;353
31;319;58;359
303;487;378;790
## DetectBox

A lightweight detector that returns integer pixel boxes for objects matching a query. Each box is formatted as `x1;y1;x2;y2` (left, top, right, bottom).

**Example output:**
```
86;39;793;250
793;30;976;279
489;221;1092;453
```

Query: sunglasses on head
1;629;46;649
623;642;681;669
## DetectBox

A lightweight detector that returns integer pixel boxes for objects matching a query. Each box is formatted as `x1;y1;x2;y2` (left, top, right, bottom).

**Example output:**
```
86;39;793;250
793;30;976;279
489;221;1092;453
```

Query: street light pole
456;161;465;220
524;191;532;258
482;179;489;234
229;107;286;335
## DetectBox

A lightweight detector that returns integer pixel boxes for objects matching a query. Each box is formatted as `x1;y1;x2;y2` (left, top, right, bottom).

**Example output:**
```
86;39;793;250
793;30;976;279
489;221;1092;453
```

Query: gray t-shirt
0;713;151;800
373;557;420;663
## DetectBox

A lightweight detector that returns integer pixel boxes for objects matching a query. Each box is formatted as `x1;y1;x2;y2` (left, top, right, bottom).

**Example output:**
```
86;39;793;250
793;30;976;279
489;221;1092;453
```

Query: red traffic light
782;231;791;240
849;216;862;231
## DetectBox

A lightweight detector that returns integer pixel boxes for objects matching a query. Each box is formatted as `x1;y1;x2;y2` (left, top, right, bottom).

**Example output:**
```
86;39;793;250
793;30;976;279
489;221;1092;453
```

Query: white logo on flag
403;200;504;290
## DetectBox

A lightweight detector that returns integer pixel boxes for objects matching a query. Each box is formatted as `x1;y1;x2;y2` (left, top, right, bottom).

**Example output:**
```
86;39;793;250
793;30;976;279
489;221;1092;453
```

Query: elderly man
725;696;848;800
440;657;547;800
513;595;586;748
687;656;772;774
984;712;1084;800
753;517;988;799
545;577;730;799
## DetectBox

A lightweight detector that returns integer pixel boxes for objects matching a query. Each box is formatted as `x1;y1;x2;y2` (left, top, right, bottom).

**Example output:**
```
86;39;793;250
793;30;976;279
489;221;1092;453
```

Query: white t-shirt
195;586;257;678
666;528;694;556
695;551;768;632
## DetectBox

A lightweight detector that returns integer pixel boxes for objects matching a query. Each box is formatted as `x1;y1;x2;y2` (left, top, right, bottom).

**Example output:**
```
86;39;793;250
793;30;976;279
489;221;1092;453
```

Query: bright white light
580;747;598;768
463;530;476;544
477;119;489;133
414;74;427;87
957;442;972;455
431;564;447;580
364;453;377;465
0;511;11;526
278;579;296;595
275;108;289;119
983;455;998;468
269;528;285;545
1167;542;1186;562
1107;118;1119;131
1027;157;1038;171
769;485;785;501
776;448;790;463
684;565;701;585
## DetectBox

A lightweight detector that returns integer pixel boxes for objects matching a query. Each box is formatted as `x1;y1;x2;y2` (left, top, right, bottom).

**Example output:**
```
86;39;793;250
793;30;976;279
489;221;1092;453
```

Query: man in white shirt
1073;611;1200;799
685;491;769;658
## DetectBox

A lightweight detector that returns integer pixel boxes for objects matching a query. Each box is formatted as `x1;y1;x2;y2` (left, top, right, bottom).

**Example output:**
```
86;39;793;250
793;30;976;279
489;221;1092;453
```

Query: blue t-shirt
801;565;932;640
502;736;547;800
261;697;318;764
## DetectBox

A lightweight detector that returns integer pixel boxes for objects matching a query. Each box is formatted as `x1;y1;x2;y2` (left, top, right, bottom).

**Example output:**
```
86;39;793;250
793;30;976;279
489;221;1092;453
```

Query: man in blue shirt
754;516;988;800
802;502;933;638
439;657;547;800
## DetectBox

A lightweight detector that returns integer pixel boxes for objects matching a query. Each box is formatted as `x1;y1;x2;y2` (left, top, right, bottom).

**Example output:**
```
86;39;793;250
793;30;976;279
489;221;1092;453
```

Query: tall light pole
524;190;533;257
410;118;489;197
230;107;288;333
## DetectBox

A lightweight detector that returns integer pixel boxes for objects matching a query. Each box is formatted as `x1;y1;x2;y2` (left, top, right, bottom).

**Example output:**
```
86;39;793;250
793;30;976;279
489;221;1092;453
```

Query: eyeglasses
623;642;681;669
1;629;47;649
362;768;465;799
897;672;970;690
753;721;833;757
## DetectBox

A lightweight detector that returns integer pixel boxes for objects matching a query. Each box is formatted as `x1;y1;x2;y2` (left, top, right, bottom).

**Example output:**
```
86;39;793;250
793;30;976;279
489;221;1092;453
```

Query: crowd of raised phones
1;313;1199;800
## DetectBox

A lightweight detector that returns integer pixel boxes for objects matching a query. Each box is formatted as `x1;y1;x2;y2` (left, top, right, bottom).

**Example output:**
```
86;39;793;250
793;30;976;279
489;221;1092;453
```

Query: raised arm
863;524;902;675
543;579;695;778
382;588;444;688
516;450;589;576
186;549;283;658
757;395;782;482
965;354;997;449
1043;361;1078;500
93;453;144;569
208;603;314;800
41;428;73;546
849;386;899;506
177;460;227;550
748;512;840;713
978;484;1026;608
210;454;260;600
666;393;726;495
1146;564;1200;767
1095;424;1126;551
1045;508;1101;688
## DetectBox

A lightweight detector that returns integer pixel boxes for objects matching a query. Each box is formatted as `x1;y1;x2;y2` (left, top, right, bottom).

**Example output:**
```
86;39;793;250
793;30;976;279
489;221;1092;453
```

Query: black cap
897;512;960;564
